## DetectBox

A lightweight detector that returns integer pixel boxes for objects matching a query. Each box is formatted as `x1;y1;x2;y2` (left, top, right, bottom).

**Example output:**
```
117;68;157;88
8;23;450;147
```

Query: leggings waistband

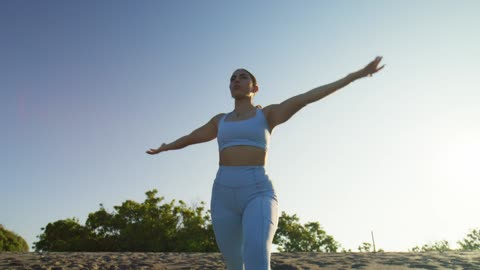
215;166;269;187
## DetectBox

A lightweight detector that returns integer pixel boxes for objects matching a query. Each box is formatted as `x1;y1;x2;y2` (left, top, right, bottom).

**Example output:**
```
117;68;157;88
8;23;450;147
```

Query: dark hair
240;69;257;87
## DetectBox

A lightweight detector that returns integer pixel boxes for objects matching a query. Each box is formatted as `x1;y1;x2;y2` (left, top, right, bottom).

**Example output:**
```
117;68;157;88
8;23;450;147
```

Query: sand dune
1;251;479;269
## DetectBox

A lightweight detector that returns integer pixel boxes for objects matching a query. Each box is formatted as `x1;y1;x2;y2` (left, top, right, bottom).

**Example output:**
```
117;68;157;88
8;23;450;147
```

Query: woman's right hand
146;143;167;155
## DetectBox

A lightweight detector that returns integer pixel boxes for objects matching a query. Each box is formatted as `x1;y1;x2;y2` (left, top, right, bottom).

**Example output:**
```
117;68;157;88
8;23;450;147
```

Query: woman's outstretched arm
264;56;385;131
146;113;224;155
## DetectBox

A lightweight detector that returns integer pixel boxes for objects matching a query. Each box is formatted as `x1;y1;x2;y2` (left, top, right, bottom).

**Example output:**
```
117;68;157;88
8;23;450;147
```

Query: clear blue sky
2;0;479;252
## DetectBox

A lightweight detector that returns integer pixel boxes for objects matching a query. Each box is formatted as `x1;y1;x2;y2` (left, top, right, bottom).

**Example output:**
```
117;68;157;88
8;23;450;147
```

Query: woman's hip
211;165;277;215
214;165;271;187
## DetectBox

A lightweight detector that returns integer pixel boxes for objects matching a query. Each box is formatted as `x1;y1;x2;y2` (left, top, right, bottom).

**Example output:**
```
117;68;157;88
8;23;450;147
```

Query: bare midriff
219;146;267;166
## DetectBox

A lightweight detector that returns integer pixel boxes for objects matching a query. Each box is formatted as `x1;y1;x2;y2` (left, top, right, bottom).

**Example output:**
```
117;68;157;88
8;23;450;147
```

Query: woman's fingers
365;56;384;76
376;64;385;72
146;148;159;155
146;143;166;155
371;56;382;66
372;57;382;66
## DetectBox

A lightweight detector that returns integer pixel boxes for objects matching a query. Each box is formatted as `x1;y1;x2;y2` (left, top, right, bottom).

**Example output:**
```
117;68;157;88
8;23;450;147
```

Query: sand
1;251;480;269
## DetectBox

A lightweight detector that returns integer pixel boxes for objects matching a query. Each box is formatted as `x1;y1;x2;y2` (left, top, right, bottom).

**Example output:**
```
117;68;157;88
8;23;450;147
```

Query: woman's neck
234;99;255;114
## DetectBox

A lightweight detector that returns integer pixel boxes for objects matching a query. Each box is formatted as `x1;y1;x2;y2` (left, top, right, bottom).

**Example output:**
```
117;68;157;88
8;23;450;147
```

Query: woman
146;56;385;270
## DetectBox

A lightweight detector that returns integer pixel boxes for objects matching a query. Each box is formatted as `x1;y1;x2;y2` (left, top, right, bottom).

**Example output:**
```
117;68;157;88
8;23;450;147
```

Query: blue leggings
210;166;279;270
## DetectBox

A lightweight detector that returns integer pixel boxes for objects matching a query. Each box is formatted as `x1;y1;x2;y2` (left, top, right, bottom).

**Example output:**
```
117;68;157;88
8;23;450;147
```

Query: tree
173;200;217;252
458;228;480;251
34;190;218;252
34;218;95;252
35;190;344;253
0;224;29;252
273;212;339;252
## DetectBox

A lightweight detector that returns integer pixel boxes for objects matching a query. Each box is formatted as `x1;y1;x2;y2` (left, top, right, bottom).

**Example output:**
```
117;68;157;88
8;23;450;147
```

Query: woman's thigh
242;194;279;269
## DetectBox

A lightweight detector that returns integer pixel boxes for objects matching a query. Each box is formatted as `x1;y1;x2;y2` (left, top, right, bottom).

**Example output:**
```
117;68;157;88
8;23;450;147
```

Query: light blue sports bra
217;108;270;152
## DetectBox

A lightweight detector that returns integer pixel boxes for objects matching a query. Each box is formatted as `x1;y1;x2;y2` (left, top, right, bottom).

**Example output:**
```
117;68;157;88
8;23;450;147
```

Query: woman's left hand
361;56;385;78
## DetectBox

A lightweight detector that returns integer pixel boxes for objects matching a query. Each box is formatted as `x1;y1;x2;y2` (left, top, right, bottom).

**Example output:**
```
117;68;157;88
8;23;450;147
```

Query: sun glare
430;131;480;193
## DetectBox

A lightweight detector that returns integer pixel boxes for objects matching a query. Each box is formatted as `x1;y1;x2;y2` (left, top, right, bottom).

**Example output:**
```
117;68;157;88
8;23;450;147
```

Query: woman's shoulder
260;104;279;118
211;112;227;127
214;112;227;119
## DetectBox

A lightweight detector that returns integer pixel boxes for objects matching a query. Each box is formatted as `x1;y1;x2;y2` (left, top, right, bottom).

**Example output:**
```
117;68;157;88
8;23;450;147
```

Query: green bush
34;190;218;252
0;224;29;252
273;211;339;252
458;228;480;251
410;240;452;252
35;190;340;253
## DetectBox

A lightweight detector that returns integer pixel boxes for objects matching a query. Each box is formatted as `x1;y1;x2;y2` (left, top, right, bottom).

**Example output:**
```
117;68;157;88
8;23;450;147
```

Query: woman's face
229;69;258;99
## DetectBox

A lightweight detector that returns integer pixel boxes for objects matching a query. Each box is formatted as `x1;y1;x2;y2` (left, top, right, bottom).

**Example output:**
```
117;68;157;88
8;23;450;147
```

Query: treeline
2;190;480;252
34;190;217;252
32;189;340;252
